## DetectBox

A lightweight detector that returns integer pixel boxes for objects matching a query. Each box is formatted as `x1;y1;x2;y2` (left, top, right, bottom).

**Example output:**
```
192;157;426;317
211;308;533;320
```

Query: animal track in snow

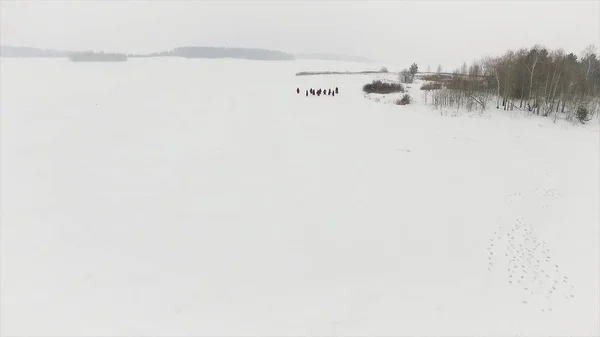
487;216;575;312
507;187;563;208
532;188;562;199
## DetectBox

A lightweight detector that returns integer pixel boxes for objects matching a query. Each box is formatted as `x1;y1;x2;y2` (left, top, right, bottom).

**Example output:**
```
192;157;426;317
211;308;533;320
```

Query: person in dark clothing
317;89;321;96
297;88;300;94
328;89;332;95
306;90;308;96
335;87;339;94
332;91;335;97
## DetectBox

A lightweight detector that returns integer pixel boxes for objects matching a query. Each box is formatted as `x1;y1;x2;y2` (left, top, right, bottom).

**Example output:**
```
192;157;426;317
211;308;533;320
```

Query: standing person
306;90;309;96
332;91;335;97
328;89;332;95
335;87;339;94
297;88;300;94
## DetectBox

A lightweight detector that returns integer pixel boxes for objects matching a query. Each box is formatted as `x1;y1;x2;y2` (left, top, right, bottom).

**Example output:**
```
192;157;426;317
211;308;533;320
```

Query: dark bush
420;82;442;90
576;106;590;123
396;94;412;105
363;80;404;94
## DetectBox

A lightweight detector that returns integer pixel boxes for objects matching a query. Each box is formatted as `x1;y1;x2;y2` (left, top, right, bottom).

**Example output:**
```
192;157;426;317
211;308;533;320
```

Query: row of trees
426;44;600;123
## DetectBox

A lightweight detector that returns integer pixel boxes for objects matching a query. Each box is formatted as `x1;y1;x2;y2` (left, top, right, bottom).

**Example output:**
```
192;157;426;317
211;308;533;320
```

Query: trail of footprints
507;188;561;204
487;216;575;312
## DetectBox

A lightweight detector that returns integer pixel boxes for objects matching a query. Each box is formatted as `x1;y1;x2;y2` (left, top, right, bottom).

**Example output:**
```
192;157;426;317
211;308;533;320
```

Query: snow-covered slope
1;58;598;336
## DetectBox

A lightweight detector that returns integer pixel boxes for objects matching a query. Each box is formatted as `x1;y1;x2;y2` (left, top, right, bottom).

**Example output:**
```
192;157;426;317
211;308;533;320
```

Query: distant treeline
422;44;600;123
0;46;68;58
68;51;128;62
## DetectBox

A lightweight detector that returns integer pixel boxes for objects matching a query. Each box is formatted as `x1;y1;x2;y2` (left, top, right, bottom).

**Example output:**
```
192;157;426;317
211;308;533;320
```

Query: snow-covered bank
1;58;598;336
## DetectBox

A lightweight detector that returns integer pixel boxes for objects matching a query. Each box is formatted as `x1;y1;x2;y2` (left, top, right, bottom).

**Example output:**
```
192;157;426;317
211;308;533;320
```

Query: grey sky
1;0;598;69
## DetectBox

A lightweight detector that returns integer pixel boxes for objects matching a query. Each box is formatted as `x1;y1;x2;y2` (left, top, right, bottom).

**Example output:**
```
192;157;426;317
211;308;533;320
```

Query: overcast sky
1;0;598;69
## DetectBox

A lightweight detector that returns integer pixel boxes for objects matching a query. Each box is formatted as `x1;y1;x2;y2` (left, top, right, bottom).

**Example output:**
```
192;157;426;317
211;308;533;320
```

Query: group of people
296;87;339;97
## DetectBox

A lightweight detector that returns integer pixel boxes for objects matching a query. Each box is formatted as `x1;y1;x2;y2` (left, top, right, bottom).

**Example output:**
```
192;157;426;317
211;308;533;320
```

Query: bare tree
484;56;501;109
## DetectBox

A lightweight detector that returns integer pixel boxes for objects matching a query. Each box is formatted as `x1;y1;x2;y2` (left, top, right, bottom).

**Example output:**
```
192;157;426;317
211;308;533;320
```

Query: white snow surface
1;58;599;336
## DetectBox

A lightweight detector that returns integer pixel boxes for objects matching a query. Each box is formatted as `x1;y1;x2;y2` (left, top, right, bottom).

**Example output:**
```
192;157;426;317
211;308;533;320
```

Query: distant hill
295;53;376;63
1;45;295;61
0;46;68;58
159;46;295;60
1;45;305;62
68;51;128;62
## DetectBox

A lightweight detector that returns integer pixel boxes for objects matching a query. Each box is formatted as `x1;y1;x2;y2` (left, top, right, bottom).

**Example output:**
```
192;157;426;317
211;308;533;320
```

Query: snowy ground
1;58;599;336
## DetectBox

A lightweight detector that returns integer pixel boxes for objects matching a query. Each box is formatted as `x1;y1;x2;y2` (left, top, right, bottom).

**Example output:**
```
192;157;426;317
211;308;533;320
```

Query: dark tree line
426;44;600;123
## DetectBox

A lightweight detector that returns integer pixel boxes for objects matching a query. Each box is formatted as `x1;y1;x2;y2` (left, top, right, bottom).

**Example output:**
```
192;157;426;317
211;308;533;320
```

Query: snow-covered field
1;58;599;336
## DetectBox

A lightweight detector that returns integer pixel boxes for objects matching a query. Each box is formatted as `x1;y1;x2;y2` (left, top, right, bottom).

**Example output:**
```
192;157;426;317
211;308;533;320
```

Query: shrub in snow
380;66;389;73
399;69;412;83
576;106;590;124
420;82;442;90
396;94;412;105
363;80;404;94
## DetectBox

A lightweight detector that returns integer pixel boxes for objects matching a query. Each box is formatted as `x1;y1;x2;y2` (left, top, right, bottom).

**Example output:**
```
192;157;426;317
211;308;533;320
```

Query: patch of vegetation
363;80;405;94
419;74;453;82
576;106;590;123
396;94;412;105
420;82;443;90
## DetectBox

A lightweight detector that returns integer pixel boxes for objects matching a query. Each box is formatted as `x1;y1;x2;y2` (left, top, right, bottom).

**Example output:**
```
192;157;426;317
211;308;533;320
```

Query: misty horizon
1;0;598;70
0;45;382;63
